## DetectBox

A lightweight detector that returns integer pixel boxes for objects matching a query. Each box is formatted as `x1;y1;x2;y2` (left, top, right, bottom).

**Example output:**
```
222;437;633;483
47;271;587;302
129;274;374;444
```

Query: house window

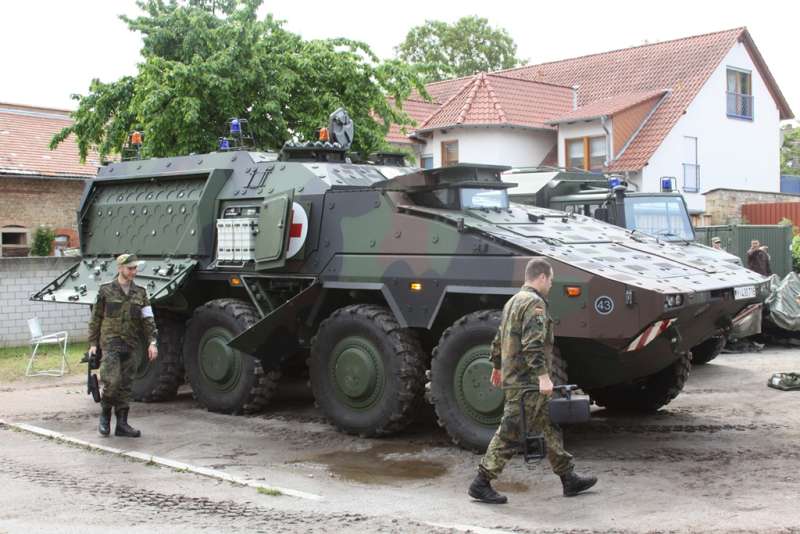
565;136;606;171
683;136;699;192
421;155;434;169
0;226;29;257
441;141;458;167
727;68;753;119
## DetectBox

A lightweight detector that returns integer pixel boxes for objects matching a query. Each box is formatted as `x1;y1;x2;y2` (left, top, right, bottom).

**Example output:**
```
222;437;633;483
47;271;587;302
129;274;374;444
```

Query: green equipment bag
767;372;800;391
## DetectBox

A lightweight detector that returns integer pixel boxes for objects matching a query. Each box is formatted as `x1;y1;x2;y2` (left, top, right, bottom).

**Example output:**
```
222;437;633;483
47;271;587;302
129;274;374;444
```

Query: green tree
30;227;55;257
395;16;521;82
52;0;426;160
781;127;800;175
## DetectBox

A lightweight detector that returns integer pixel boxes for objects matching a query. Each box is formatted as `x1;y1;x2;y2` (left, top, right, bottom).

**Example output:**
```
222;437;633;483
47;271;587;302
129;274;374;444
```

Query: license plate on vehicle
734;285;756;300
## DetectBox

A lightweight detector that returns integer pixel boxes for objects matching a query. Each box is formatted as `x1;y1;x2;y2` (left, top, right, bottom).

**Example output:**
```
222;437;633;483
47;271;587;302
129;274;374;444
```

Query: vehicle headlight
664;294;684;309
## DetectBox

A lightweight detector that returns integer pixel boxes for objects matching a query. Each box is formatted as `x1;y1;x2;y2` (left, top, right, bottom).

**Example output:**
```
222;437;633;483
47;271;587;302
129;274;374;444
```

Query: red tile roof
0;103;100;179
385;98;440;145
396;28;793;172
417;73;573;131
546;90;666;124
497;27;793;171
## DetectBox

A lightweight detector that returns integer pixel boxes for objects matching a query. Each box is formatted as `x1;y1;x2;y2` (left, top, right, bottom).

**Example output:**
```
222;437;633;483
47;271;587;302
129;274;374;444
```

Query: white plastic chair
25;318;69;377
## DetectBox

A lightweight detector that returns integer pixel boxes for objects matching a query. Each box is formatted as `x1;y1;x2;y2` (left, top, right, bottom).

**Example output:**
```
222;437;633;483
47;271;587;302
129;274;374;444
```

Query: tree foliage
52;0;427;160
781;127;800;175
30;227;55;257
395;16;521;82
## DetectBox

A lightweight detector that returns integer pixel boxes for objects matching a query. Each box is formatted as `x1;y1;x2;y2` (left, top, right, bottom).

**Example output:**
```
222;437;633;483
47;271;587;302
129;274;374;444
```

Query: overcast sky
1;0;797;124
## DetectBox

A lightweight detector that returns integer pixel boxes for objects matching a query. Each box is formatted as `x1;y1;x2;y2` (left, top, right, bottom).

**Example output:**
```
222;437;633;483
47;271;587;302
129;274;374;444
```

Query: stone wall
703;188;800;225
0;257;89;347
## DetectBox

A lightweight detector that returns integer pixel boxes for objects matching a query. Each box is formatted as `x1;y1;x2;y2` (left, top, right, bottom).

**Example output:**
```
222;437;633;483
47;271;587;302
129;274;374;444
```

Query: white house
389;28;793;215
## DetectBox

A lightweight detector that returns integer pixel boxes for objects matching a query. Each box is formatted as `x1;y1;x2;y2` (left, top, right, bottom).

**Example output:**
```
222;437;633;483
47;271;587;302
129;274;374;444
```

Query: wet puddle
302;443;448;484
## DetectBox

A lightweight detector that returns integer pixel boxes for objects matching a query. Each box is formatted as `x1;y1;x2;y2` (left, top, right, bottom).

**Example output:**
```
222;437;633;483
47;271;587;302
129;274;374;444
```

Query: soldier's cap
116;254;145;267
711;237;721;243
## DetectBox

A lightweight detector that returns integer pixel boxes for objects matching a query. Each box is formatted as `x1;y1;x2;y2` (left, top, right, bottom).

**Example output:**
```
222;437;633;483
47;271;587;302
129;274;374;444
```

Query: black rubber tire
132;310;185;402
430;309;503;453
309;304;426;437
183;299;280;414
430;310;570;452
691;336;726;365
589;352;692;413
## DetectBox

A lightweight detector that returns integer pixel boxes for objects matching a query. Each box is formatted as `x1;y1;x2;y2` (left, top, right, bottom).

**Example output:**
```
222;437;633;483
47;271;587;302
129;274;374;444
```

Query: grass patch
256;486;282;497
0;343;86;382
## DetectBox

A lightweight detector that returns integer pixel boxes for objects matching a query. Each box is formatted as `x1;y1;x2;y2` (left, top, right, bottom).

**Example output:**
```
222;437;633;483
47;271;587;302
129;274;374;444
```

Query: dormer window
727;68;753;120
566;136;606;172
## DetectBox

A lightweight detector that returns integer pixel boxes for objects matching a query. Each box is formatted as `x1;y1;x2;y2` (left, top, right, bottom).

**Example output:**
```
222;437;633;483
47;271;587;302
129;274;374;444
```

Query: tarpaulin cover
765;272;800;331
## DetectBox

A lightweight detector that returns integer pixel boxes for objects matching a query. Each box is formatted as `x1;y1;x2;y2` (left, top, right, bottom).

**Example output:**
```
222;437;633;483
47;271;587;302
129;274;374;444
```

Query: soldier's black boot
560;469;597;497
468;470;508;504
98;405;111;437
114;408;141;438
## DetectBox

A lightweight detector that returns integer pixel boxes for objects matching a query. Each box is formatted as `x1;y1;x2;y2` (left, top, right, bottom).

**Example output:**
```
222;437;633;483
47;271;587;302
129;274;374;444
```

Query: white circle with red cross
287;202;308;258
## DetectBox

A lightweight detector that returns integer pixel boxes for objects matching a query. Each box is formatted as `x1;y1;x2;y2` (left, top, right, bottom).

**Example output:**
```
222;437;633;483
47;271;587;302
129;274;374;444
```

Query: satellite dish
328;108;354;149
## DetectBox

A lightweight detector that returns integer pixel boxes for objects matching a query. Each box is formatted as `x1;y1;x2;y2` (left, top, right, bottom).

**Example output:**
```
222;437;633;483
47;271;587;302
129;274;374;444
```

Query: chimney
572;85;580;110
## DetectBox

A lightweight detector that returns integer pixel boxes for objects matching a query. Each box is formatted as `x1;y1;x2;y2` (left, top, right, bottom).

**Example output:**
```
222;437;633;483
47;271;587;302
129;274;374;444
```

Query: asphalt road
2;348;800;533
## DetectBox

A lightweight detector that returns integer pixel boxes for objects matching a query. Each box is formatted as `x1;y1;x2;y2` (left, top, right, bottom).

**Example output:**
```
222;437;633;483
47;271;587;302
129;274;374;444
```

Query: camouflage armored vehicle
504;167;748;365
35;111;768;451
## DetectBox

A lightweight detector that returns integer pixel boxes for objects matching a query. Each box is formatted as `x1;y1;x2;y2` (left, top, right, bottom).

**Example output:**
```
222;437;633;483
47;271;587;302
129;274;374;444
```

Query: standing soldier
88;254;158;437
468;258;597;504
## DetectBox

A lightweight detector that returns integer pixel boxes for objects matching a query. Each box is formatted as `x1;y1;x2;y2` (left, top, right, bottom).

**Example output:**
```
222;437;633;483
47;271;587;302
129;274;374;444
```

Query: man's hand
490;368;502;388
88;345;97;356
147;343;158;361
538;373;554;396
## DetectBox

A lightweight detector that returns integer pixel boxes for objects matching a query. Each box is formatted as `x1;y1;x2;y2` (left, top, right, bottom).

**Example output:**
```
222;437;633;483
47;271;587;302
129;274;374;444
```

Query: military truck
504;168;697;242
34;111;768;451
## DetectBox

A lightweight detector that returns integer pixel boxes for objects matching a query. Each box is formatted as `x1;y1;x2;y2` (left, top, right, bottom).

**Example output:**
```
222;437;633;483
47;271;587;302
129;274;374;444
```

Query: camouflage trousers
100;348;137;411
480;390;574;479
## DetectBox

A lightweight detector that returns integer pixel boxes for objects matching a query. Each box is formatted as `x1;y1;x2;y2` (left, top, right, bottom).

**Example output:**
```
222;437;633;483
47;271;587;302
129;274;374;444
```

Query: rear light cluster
664;294;684;310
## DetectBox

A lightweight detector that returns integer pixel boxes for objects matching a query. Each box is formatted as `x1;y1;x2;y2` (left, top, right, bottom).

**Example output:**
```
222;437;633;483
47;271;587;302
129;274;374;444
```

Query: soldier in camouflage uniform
469;258;597;503
88;254;158;437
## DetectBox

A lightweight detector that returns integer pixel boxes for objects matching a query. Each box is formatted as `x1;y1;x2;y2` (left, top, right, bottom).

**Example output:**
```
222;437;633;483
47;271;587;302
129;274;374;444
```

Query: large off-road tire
589;352;692;413
691;336;726;365
132;310;185;402
430;310;505;453
183;299;280;414
309;304;426;437
429;310;569;452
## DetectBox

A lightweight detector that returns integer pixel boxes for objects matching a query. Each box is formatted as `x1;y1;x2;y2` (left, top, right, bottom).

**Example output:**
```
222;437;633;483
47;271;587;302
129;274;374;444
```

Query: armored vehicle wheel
132;310;185;402
589;351;692;413
430;310;504;453
309;304;426;437
691;336;726;365
183;299;280;414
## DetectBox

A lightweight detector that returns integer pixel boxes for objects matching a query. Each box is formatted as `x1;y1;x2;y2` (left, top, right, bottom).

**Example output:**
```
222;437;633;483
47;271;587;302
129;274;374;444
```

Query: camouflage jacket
489;286;553;389
88;279;158;351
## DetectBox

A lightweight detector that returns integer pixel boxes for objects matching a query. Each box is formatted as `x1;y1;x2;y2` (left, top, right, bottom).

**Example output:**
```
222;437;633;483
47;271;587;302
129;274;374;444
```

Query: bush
792;234;800;273
30;226;55;256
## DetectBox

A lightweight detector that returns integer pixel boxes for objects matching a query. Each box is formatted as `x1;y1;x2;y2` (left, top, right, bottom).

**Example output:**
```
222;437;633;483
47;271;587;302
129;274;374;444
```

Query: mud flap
228;281;322;367
730;304;763;340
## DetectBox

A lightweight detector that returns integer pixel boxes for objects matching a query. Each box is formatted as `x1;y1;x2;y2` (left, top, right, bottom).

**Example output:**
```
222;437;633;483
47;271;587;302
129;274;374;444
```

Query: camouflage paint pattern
99;348;138;411
88;280;157;350
34;152;770;389
480;284;572;478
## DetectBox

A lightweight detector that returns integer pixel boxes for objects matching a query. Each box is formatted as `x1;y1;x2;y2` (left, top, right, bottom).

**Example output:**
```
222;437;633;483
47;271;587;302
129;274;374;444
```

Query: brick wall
0;257;89;347
703;188;800;225
0;176;86;255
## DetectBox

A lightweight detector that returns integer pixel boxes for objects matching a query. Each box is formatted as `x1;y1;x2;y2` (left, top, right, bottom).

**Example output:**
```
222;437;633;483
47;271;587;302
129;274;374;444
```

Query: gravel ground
2;348;800;533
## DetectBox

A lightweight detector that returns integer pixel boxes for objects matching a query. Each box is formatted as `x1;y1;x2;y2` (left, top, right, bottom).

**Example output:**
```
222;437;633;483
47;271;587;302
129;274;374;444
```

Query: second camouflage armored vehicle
35;111;768;451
